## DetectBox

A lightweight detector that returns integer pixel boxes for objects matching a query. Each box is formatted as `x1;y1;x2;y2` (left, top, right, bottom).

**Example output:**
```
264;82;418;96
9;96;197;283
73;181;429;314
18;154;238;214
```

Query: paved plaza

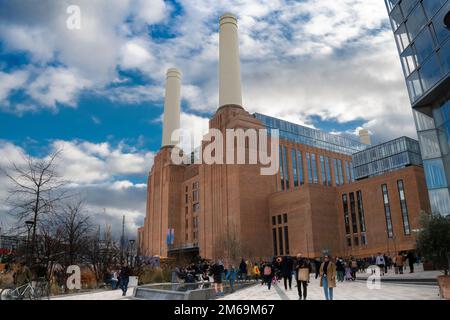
218;277;441;301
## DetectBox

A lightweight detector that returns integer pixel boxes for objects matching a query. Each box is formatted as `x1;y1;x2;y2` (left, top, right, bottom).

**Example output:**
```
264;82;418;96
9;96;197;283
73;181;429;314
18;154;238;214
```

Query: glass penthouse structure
352;136;422;180
254;113;367;155
385;0;450;215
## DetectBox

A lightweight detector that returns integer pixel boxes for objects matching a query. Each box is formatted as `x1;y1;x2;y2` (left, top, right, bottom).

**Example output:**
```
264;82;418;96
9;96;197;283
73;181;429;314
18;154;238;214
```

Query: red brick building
138;14;430;262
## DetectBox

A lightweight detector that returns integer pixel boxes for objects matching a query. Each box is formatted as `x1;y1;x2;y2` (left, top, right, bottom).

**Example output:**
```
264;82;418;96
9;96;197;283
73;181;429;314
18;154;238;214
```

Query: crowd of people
174;250;420;300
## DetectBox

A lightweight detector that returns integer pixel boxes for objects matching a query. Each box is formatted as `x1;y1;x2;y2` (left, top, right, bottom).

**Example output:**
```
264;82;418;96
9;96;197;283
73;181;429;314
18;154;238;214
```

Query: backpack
264;266;271;276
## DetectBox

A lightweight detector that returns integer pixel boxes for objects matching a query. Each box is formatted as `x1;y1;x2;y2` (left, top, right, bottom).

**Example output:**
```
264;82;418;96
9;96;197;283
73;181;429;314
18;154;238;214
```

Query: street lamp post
25;220;34;265
129;239;135;268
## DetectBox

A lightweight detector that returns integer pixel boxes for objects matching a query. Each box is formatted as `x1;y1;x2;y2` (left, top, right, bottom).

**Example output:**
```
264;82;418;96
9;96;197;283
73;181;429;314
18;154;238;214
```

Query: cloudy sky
0;0;414;238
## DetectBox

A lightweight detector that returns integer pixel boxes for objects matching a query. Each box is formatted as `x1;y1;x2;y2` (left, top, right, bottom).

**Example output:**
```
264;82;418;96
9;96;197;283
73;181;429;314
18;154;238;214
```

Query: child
345;263;352;281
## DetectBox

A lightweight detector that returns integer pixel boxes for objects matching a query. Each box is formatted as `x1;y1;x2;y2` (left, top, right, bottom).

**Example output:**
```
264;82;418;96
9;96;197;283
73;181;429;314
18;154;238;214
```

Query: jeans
229;279;235;292
120;278;129;295
296;280;308;299
322;276;333;300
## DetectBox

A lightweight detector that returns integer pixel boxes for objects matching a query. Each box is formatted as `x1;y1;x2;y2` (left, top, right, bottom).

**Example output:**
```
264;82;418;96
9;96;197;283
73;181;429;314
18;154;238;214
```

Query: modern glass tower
385;0;450;215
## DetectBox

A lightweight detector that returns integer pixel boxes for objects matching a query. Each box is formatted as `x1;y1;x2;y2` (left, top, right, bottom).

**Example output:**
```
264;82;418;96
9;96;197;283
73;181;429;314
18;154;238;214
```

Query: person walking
239;258;247;281
406;251;415;273
225;264;237;292
118;262;131;296
280;256;294;290
375;253;385;276
395;252;404;274
295;254;311;300
262;261;274;290
211;260;225;297
319;255;336;300
314;258;321;279
335;257;345;282
350;257;358;281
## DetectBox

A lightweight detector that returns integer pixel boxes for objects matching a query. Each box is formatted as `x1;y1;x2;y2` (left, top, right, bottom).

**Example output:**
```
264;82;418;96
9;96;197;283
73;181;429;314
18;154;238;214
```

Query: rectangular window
283;146;289;189
345;161;351;184
342;194;350;235
349;192;359;234
278;227;284;255
193;190;199;202
284;226;290;255
193;203;200;213
333;159;339;185
297;150;304;185
279;145;285;190
272;228;278;256
361;233;368;245
338;160;344;185
320;155;326;186
272;216;276;226
311;153;319;183
356;191;367;233
185;207;188;216
350;161;355;182
382;184;394;238
193;182;199;189
353;236;359;246
346;236;352;247
325;157;332;186
283;214;288;223
277;215;282;224
397;180;411;235
306;152;313;184
185;193;188;204
291;149;298;187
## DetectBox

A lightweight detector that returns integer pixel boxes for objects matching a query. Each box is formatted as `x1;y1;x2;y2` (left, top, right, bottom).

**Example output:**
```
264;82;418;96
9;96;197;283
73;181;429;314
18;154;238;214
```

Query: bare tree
2;149;68;259
55;200;92;266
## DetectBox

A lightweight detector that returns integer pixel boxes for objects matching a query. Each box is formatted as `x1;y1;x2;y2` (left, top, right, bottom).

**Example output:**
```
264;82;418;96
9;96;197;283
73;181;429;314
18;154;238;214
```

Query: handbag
298;268;309;281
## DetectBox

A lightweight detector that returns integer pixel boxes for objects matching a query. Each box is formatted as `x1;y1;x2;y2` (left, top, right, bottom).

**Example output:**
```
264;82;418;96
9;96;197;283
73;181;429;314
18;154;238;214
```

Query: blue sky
0;0;416;237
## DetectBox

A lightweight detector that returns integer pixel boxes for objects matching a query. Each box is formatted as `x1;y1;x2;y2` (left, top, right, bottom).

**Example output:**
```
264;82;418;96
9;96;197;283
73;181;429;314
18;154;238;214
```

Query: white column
359;129;371;145
219;13;243;108
162;68;182;148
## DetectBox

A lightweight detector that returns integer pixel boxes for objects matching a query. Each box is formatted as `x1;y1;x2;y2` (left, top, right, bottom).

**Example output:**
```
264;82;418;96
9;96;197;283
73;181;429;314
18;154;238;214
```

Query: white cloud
0;70;28;103
0;0;416;141
27;67;91;109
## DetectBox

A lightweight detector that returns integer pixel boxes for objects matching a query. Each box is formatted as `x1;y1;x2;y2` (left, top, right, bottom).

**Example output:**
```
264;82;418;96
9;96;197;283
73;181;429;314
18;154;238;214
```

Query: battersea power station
138;14;431;261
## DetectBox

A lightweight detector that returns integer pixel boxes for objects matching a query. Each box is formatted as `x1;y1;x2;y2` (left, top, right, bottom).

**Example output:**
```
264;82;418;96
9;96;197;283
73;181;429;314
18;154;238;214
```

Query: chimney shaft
162;68;181;148
219;13;243;108
359;129;371;145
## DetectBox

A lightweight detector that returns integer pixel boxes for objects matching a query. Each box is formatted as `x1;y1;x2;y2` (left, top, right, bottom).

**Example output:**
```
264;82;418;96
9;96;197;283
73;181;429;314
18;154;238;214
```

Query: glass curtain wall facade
352;136;423;180
386;0;450;215
254;113;367;155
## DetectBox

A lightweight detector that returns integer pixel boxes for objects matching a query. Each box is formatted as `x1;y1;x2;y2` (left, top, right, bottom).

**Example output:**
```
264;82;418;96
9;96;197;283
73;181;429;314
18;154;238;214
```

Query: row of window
280;146;354;191
255;113;367;156
382;180;412;237
389;0;450;103
342;191;367;244
272;214;290;256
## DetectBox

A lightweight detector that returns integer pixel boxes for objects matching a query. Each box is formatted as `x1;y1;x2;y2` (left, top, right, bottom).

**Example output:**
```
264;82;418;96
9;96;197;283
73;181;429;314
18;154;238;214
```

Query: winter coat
319;261;336;288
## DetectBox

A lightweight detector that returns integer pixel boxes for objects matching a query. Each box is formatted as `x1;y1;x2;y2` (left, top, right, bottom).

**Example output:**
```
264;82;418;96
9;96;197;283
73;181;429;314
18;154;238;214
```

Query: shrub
416;213;450;275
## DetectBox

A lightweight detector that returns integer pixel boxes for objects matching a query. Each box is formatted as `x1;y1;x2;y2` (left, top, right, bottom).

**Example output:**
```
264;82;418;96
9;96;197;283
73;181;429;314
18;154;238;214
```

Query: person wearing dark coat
294;254;311;300
280;256;294;291
118;263;132;296
406;251;415;273
239;259;247;281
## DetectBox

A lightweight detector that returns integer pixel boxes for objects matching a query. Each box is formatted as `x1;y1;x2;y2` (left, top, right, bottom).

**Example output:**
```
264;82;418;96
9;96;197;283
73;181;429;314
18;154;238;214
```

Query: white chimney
161;68;181;148
359;129;371;145
219;13;243;108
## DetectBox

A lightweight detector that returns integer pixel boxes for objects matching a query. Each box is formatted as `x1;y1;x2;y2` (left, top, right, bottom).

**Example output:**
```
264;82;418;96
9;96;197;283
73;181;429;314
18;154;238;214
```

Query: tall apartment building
385;0;450;215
